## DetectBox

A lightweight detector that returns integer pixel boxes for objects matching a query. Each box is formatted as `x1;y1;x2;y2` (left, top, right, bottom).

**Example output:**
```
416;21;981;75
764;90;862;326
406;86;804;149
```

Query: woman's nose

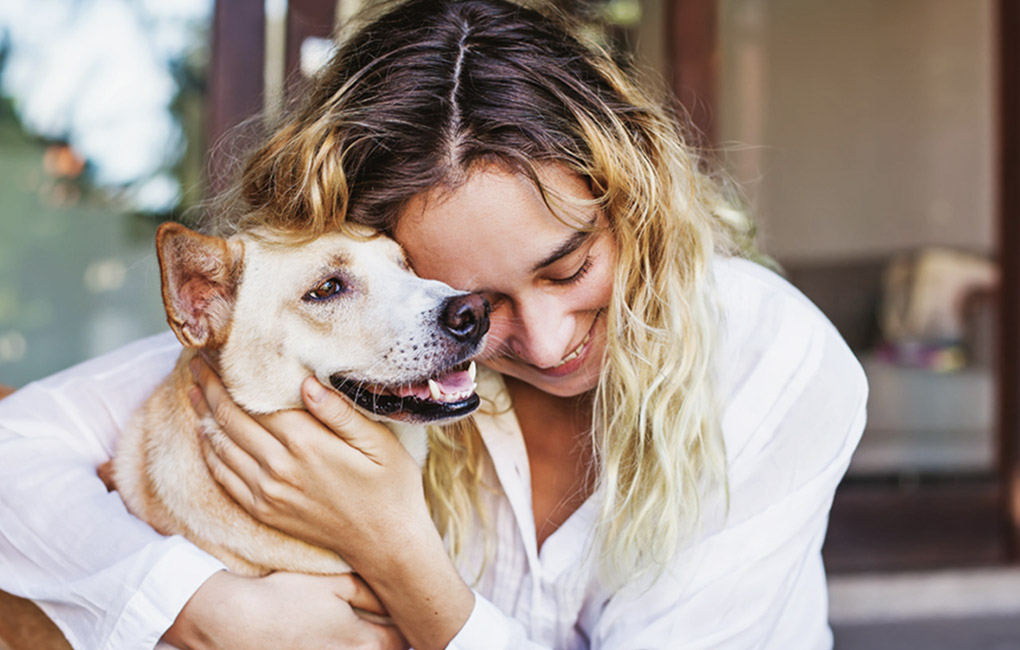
504;297;575;368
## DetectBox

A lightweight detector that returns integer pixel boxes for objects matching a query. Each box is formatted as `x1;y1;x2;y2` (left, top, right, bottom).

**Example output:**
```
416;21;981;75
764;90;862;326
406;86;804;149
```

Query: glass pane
0;0;213;386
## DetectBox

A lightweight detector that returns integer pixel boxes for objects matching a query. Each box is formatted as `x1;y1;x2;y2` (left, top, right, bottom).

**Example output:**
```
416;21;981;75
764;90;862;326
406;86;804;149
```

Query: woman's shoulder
710;255;864;389
709;255;868;488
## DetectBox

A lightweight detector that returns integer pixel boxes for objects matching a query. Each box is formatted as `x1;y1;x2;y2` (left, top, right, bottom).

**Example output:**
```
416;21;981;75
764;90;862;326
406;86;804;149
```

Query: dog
110;221;490;577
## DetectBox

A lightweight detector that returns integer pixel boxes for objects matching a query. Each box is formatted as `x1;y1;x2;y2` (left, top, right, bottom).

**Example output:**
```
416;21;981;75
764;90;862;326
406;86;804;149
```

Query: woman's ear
156;222;244;349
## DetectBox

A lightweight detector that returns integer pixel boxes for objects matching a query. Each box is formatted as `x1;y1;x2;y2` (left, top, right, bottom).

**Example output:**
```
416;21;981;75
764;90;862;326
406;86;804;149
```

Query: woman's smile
532;309;602;378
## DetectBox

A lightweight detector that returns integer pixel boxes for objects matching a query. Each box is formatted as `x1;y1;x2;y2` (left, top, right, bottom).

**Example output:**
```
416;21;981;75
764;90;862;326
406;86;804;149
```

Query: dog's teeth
468;361;477;381
428;379;442;401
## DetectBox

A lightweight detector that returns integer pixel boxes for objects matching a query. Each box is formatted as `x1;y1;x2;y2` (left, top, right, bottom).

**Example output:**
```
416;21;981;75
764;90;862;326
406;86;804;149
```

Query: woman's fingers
199;433;259;514
189;384;261;509
301;376;386;460
190;356;288;462
333;573;389;616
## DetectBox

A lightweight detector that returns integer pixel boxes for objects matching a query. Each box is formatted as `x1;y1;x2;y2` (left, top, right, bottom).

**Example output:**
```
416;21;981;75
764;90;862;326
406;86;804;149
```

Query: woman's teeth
552;330;592;368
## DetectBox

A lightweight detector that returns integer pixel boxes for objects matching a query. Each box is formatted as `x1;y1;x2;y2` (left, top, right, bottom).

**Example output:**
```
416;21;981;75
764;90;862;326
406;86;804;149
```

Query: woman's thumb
301;376;363;443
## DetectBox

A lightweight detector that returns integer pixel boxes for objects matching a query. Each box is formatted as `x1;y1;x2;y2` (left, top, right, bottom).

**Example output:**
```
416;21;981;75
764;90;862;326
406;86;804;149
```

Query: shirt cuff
446;591;513;650
104;537;228;650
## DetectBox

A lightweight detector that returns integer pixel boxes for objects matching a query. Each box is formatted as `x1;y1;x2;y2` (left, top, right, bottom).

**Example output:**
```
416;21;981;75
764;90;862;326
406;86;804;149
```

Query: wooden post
667;0;717;146
998;0;1020;560
284;0;338;96
206;0;266;195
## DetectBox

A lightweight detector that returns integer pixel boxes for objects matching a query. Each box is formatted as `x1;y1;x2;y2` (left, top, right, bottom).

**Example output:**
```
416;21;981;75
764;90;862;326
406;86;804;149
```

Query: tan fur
0;226;483;644
115;350;349;575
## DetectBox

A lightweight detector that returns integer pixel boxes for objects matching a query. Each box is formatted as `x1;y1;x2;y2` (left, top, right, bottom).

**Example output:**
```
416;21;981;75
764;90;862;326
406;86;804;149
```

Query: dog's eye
304;278;346;301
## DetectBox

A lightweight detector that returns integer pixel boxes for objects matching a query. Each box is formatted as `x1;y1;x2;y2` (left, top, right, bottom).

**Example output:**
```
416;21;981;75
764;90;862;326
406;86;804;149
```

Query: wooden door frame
997;0;1020;561
667;0;717;145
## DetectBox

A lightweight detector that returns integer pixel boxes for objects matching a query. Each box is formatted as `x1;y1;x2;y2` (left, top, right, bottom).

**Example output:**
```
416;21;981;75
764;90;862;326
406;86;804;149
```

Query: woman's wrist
354;514;475;650
161;570;233;650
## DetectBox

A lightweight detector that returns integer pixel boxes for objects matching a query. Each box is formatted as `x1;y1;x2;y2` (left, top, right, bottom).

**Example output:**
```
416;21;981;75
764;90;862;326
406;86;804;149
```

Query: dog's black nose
440;293;491;345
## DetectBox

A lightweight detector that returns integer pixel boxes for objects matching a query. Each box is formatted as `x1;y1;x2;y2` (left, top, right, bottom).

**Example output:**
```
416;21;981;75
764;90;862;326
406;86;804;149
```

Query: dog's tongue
393;368;476;402
435;369;473;393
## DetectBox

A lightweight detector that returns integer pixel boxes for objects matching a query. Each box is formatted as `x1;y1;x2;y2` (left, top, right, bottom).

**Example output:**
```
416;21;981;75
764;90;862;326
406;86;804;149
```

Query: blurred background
0;0;1015;647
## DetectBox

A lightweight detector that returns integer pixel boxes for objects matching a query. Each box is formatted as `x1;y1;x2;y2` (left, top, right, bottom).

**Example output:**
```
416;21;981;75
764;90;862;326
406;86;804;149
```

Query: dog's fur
112;222;488;576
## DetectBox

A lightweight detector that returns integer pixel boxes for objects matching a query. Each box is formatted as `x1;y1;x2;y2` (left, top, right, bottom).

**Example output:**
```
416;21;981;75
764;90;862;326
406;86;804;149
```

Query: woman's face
394;164;615;398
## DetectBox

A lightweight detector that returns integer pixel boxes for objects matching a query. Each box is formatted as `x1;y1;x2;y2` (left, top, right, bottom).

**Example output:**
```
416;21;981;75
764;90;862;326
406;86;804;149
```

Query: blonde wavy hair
212;0;759;584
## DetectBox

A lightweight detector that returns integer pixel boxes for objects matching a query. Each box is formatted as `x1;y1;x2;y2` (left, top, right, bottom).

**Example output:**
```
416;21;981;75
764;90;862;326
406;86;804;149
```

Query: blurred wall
718;0;995;264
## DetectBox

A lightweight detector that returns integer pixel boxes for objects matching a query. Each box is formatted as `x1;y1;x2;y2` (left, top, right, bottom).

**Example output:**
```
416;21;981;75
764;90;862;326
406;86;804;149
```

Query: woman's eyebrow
531;219;598;273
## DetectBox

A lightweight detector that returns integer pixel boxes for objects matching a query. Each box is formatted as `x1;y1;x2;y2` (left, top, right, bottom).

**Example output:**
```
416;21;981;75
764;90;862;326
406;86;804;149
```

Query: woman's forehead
392;165;597;285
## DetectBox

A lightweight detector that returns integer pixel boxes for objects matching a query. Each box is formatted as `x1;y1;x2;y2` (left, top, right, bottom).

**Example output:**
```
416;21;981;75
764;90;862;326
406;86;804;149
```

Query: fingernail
305;378;327;403
189;357;201;380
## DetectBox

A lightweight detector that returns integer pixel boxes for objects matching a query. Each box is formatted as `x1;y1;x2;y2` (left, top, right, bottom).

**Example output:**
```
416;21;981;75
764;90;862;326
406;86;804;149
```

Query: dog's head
157;222;489;423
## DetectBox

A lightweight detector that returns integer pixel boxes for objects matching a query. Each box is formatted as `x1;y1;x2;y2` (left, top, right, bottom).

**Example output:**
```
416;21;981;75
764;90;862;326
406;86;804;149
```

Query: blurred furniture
786;259;996;477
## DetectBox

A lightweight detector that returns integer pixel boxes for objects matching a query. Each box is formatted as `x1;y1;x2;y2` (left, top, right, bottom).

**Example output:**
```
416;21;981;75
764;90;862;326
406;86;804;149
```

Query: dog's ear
156;222;244;349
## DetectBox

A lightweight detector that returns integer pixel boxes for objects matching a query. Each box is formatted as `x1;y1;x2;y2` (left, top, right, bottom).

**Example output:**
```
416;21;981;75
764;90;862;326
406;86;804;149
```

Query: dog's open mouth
329;361;480;422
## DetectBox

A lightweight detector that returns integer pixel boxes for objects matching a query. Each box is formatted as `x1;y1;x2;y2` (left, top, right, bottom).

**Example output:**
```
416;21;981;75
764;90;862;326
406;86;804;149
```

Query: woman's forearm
351;511;475;650
162;571;407;650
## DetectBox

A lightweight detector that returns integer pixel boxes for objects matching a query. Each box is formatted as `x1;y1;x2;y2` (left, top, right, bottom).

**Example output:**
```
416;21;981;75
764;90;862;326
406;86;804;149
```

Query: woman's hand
188;356;428;565
163;570;407;650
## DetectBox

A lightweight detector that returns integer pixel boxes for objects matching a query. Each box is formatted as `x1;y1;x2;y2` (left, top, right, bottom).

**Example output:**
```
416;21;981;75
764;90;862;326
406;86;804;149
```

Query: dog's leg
0;590;72;650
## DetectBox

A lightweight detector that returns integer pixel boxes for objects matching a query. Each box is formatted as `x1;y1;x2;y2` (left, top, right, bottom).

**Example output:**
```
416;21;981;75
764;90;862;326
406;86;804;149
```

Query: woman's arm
162;571;405;650
0;334;227;649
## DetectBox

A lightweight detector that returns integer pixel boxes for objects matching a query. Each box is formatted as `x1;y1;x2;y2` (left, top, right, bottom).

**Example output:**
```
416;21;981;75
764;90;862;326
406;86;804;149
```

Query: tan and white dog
111;222;490;577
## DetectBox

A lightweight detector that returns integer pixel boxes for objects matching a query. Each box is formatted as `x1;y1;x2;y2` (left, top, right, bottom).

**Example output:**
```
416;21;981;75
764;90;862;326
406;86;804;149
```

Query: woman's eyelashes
549;254;594;286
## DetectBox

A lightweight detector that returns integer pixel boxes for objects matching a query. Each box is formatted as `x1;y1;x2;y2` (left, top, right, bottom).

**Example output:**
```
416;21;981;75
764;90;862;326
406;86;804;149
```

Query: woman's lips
535;313;600;378
551;328;592;369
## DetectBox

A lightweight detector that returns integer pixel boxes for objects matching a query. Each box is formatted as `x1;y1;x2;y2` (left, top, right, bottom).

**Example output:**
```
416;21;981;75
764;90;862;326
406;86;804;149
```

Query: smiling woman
0;1;866;649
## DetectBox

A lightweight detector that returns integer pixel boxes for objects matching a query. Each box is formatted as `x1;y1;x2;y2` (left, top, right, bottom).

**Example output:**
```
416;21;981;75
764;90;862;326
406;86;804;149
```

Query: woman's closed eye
548;254;594;286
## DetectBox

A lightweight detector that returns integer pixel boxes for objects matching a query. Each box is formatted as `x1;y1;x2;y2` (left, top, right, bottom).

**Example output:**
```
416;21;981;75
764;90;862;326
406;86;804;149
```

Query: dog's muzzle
329;293;491;423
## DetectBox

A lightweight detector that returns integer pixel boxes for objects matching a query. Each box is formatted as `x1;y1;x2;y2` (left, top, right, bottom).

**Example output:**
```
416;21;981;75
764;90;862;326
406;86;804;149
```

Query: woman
0;0;867;648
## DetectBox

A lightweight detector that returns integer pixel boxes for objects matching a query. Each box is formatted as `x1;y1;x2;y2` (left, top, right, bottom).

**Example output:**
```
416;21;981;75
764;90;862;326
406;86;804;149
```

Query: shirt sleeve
0;333;227;650
446;591;551;650
587;276;868;649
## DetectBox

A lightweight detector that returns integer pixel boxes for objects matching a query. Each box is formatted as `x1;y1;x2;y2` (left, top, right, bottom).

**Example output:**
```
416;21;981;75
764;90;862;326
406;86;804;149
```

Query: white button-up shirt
0;257;867;649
